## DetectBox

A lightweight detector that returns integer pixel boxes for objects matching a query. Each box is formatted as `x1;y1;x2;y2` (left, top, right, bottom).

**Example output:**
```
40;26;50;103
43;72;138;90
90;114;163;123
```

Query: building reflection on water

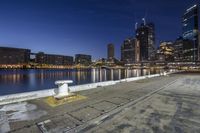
0;68;164;95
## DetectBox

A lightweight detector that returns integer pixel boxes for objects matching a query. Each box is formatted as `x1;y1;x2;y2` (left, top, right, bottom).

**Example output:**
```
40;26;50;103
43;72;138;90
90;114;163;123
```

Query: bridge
124;61;200;69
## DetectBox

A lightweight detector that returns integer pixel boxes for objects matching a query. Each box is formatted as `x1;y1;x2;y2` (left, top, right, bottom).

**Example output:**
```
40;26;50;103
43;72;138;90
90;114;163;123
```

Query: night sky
0;0;199;59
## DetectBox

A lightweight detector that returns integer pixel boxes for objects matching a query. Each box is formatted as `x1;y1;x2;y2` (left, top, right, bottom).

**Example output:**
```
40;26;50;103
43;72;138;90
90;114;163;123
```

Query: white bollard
163;71;167;76
54;80;73;98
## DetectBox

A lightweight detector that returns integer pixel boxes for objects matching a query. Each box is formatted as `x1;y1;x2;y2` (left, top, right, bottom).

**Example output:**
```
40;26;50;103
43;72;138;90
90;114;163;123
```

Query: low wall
0;89;56;106
69;81;116;93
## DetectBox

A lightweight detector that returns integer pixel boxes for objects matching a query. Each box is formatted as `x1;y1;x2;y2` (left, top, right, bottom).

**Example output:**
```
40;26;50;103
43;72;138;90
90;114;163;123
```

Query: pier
0;71;200;133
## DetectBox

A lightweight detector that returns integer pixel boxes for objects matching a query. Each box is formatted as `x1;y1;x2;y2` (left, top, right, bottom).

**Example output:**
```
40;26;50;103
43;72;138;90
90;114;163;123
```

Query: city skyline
0;0;199;59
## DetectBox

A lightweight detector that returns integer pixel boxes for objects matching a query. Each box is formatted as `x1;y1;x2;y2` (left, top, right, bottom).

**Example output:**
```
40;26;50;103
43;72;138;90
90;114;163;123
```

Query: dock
0;71;200;133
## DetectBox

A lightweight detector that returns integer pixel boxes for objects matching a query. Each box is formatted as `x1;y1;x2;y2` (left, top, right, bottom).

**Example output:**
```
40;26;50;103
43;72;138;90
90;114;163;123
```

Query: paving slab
90;101;117;112
36;113;82;133
69;106;102;122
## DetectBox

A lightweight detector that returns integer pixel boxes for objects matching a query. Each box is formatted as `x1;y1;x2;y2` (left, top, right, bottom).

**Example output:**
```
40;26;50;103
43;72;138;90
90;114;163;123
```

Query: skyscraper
121;38;140;64
107;43;114;59
136;22;156;61
182;4;199;61
147;23;156;60
173;37;194;61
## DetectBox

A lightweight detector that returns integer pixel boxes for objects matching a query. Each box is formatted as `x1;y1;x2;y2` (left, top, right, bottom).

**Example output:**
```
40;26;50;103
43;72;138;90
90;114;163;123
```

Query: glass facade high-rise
148;23;156;60
173;37;194;61
182;4;199;61
136;22;156;61
121;38;140;64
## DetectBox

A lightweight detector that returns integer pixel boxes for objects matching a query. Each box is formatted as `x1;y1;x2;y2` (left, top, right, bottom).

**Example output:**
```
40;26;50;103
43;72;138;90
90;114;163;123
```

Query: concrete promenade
0;72;200;133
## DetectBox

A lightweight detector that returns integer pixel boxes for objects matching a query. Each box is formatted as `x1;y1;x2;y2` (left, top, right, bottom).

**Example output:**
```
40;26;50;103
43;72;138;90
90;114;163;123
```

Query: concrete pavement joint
67;78;180;133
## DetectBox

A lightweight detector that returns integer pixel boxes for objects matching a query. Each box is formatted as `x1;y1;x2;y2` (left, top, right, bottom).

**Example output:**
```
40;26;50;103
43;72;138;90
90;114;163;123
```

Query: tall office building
121;38;140;64
136;22;156;61
182;4;199;61
75;54;92;65
0;47;30;65
147;23;156;60
107;43;115;59
174;37;194;61
35;52;73;65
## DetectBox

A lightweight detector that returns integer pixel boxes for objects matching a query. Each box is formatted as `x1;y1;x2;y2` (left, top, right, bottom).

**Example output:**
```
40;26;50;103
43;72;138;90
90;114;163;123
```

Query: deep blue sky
0;0;199;59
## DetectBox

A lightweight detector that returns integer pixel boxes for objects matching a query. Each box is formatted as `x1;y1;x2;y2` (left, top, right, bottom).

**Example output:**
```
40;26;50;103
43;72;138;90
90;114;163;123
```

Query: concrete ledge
69;81;116;92
0;89;56;106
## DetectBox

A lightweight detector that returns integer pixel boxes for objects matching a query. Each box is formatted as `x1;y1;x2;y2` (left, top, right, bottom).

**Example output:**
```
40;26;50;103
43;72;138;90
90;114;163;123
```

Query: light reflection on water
0;68;164;95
